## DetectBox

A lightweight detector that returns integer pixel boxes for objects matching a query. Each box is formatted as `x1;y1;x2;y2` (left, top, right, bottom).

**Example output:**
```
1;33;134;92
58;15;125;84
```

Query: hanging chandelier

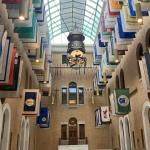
67;27;87;68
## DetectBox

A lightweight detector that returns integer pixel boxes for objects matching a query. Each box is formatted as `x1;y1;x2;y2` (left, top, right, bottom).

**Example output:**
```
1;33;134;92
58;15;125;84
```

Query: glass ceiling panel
44;0;104;44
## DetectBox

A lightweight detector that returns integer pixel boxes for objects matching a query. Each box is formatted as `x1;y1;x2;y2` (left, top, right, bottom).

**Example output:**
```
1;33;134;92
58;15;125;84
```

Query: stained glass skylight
44;0;104;43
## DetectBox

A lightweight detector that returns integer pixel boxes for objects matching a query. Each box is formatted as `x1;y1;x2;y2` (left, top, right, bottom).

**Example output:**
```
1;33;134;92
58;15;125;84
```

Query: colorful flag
101;106;111;123
22;89;41;116
37;107;50;128
114;88;131;115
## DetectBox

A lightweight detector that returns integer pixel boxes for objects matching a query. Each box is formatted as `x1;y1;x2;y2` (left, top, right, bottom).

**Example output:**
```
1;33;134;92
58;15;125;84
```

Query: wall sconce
51;95;55;105
114;49;119;63
19;0;28;20
35;48;40;63
103;72;107;83
135;3;143;24
96;86;99;96
91;94;95;104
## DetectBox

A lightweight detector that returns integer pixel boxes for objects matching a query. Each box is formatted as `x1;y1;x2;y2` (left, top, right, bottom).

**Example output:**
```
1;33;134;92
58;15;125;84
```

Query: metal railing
59;137;88;145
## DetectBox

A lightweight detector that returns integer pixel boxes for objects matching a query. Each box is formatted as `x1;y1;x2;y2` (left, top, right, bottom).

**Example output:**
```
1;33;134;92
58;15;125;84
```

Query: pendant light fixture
67;24;87;68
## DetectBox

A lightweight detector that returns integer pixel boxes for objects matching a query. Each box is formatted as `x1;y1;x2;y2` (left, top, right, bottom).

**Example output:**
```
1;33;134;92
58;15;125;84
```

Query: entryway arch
119;117;125;150
123;115;132;150
0;103;11;150
142;101;150;150
69;117;78;145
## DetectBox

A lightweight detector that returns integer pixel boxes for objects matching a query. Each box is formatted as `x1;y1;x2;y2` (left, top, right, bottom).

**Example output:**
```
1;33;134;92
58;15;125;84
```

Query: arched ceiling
44;0;104;41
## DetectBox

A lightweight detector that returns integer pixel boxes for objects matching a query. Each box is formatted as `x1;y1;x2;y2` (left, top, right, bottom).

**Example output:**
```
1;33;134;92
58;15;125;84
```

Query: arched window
69;82;77;105
107;88;111;106
142;101;150;150
123;116;132;150
24;119;30;150
145;29;150;51
0;104;11;150
18;117;26;150
116;75;120;89
119;117;125;150
120;69;125;89
136;43;144;78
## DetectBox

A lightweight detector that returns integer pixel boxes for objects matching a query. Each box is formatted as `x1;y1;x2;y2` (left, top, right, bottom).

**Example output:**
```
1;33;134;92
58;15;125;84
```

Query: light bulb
19;16;25;21
35;59;40;63
137;18;143;24
115;59;119;63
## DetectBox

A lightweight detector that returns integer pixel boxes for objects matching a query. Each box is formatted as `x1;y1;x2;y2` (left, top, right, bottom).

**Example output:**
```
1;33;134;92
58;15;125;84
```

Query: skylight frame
44;0;104;42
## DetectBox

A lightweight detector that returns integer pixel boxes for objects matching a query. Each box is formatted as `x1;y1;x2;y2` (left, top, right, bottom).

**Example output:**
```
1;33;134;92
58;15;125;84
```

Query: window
136;43;144;79
62;88;67;104
79;124;85;139
0;104;11;150
116;75;120;89
78;88;84;104
145;29;150;51
62;54;68;64
119;117;125;150
107;88;111;106
142;101;150;150
124;117;132;150
141;129;145;148
61;125;67;140
42;91;49;96
69;82;77;105
60;119;86;145
132;131;136;148
120;69;125;89
62;83;84;105
25;69;29;89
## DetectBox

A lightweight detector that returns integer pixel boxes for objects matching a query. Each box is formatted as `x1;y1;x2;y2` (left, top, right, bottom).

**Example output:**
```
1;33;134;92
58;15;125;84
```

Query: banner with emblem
37;107;50;128
114;88;131;115
22;89;41;116
101;106;111;123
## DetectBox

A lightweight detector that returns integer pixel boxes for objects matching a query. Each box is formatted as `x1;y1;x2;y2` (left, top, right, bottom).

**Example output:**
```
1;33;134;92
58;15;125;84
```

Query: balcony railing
59;137;88;145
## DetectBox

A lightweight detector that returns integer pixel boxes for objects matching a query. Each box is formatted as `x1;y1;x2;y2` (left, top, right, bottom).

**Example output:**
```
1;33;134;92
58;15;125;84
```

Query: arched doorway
142;101;150;150
119;117;125;150
69;117;78;145
0;103;11;150
123;116;132;150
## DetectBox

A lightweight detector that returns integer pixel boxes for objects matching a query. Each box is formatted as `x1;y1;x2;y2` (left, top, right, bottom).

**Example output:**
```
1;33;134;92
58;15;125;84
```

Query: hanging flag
101;106;111;123
141;53;150;90
95;109;102;127
0;30;7;74
22;89;41;116
37;107;50;128
128;0;149;17
114;88;131;115
0;56;23;91
109;93;116;116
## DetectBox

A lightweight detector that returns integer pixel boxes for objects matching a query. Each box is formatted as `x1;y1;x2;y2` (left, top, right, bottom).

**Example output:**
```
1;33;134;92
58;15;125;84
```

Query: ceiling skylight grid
44;0;104;43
